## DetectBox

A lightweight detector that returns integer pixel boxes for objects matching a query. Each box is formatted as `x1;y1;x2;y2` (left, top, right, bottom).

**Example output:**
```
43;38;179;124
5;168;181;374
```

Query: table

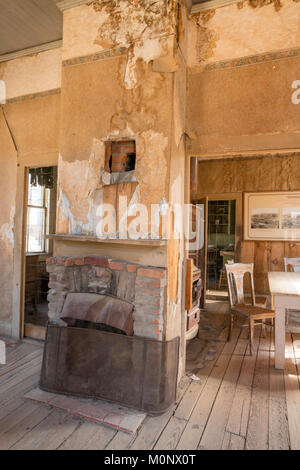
268;271;300;369
220;250;234;267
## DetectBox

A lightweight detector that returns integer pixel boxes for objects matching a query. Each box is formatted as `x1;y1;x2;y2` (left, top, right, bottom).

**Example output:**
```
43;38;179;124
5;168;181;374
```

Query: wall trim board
189;150;300;161
0;41;62;64
56;0;194;11
56;0;90;11
199;47;300;73
5;88;61;105
191;0;238;13
62;47;127;68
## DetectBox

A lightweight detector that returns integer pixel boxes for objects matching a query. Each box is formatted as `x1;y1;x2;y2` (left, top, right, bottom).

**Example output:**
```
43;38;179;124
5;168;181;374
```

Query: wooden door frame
11;155;58;340
195;193;242;294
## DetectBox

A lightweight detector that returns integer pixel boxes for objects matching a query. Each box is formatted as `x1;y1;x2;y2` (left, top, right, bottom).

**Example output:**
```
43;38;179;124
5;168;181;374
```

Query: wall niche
102;139;137;186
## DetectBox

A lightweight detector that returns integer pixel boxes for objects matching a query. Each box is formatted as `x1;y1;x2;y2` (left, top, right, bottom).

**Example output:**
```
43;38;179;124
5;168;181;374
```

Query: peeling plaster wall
187;0;300;68
0;48;62;100
58;2;177;240
187;48;300;155
0;109;17;334
166;4;188;379
0;51;61;336
56;1;189;376
187;53;300;155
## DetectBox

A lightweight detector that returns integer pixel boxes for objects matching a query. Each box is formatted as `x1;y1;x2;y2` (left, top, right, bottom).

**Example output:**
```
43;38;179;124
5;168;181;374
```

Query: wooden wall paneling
253;242;270;294
185;258;193;311
284;242;300;261
270;242;285;273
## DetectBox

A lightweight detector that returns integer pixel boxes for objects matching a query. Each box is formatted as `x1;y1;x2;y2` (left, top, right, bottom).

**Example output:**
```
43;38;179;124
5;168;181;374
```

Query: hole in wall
103;140;137;185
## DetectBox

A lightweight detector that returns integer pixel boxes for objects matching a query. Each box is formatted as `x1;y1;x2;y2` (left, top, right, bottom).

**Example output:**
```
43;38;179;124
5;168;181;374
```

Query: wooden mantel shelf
46;234;168;247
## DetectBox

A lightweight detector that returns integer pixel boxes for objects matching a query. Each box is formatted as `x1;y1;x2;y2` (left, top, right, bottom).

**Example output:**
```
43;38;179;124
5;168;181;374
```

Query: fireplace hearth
41;255;179;413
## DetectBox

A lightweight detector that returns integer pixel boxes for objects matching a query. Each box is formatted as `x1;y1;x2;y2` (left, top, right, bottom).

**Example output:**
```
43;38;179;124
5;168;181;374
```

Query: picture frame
244;191;300;241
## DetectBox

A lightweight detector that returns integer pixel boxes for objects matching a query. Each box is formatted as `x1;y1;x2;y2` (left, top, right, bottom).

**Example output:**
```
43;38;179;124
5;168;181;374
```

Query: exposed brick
133;305;162;318
133;322;163;340
126;264;137;273
46;264;57;274
84;257;109;267
46;258;55;265
135;294;163;306
133;310;163;323
111;164;123;172
111;143;122;153
57;257;67;266
109;261;124;271
95;267;111;278
137;268;166;279
75;257;85;266
135;278;163;288
64;259;74;267
135;287;161;297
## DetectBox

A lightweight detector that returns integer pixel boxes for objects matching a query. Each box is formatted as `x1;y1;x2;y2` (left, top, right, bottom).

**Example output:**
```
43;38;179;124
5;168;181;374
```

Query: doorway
206;199;236;296
23;166;57;339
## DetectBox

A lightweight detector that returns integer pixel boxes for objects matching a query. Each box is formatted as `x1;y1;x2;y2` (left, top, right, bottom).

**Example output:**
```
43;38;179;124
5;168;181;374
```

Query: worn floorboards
0;324;298;450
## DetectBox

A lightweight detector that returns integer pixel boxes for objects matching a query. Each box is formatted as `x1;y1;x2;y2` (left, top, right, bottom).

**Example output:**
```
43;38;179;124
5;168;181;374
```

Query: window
26;173;50;253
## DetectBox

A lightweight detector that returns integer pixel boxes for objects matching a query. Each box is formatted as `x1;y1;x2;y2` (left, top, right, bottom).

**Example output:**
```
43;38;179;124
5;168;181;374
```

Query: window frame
26;177;50;255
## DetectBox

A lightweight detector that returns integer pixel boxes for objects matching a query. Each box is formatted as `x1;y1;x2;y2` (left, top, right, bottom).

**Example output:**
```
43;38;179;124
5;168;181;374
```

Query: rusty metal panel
40;324;179;414
60;293;134;336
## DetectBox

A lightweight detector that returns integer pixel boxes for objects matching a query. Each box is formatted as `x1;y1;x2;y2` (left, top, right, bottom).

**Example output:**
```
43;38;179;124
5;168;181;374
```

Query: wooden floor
0;325;300;450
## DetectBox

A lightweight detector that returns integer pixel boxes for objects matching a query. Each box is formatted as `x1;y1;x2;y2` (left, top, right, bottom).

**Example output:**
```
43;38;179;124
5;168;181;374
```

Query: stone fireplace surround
46;256;167;341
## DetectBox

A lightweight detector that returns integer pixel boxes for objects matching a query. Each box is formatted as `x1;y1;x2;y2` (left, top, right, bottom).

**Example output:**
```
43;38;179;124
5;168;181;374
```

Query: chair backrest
284;257;300;272
225;263;255;308
207;248;217;264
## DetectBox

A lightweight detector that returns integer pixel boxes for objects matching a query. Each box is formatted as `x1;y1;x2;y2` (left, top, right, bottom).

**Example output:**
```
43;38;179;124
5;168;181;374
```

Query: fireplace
41;255;179;413
46;256;167;340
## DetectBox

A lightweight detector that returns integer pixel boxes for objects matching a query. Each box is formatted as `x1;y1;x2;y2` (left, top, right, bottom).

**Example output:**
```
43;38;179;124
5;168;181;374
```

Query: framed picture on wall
244;191;300;241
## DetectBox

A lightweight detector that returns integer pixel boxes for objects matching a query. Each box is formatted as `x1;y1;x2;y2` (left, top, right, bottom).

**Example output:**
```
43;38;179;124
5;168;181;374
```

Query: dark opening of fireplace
106;140;136;173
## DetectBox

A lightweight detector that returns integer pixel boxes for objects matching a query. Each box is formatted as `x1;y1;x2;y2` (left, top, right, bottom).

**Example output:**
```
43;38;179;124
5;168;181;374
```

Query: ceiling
0;0;211;58
0;0;62;56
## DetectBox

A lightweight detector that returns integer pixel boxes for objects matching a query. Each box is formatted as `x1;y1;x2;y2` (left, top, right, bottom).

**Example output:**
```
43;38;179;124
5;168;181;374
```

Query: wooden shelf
46;234;168;247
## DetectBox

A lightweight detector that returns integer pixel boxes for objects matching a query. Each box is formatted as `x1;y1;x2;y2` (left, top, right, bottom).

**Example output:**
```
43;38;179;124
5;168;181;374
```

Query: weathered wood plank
0;372;40;407
222;431;245;450
1;405;52;450
128;370;194;450
226;326;261;437
176;328;241;450
284;333;300;450
59;420;108;450
0;363;42;396
13;410;81;450
82;425;117;450
105;430;136;450
0;401;42;435
129;406;175;450
175;330;227;421
198;353;244;450
269;332;290;450
245;329;271;450
154;416;187;450
0;348;42;378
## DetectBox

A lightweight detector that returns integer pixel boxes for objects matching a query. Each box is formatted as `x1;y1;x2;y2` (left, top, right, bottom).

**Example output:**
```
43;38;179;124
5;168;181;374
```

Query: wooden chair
207;248;218;289
283;257;300;329
284;257;300;272
225;263;275;355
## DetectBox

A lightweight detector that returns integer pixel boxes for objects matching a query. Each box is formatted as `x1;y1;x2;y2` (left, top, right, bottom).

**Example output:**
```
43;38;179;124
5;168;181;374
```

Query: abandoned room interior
0;0;300;452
